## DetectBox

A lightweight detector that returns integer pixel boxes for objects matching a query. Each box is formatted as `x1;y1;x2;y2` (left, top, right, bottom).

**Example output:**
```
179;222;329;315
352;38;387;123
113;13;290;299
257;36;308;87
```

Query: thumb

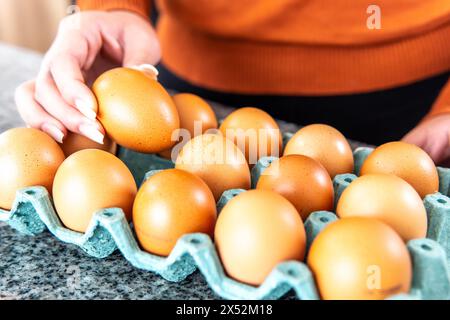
130;64;160;80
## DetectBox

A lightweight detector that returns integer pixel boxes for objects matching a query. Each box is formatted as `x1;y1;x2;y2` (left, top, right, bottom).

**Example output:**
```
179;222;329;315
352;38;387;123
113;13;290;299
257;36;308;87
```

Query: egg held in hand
219;107;283;166
159;93;218;160
60;132;117;157
175;133;251;201
308;217;412;300
336;173;427;241
360;141;439;198
93;68;180;153
133;169;217;256
53;149;137;233
256;155;334;221
215;190;306;286
284;124;354;178
0;128;65;210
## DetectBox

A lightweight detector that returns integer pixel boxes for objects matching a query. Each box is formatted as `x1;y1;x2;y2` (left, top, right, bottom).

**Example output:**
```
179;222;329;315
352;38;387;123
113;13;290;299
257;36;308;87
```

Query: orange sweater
78;0;450;117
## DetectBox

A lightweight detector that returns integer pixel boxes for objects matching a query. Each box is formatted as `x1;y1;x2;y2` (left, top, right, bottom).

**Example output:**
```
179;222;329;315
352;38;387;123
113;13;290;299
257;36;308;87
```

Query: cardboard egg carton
0;139;449;300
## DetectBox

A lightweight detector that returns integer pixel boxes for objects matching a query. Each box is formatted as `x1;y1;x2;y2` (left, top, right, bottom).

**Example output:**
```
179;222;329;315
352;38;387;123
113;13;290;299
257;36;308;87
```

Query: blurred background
0;0;71;52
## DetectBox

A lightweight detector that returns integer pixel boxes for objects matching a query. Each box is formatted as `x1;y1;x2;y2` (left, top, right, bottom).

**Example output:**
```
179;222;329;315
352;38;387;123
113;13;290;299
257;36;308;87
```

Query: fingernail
79;123;104;145
42;123;64;144
75;99;97;120
131;64;159;80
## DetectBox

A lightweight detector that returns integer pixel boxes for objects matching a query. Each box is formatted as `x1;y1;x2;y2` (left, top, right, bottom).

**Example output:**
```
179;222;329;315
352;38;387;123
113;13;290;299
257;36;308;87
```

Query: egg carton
1;146;450;300
117;147;175;186
1;136;450;299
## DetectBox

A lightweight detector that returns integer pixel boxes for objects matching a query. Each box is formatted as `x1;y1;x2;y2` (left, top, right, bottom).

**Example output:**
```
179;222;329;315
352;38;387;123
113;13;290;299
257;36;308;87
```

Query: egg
360;141;439;198
175;134;251;200
93;67;180;153
159;93;218;160
308;217;412;300
284;124;354;178
336;174;427;241
0;128;65;210
133;169;217;256
60;132;117;157
53;149;137;232
256;155;333;220
219;107;283;166
215;190;306;285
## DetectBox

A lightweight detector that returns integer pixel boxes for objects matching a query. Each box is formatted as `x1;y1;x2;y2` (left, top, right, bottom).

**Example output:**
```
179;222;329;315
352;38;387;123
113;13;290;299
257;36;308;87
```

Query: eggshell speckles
308;217;412;300
133;169;217;256
361;141;439;198
336;174;427;241
215;190;306;286
175;134;251;201
256;155;334;221
0;128;65;210
93;68;180;153
219;107;283;166
284;124;354;178
53;149;137;233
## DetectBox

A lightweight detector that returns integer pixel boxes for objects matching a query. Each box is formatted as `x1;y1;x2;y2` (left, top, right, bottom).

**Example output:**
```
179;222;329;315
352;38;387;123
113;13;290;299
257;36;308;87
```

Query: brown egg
284;124;354;178
215;190;306;285
360;141;439;198
93;68;180;153
159;93;218;160
308;217;412;300
133;169;217;256
53;149;137;232
175;134;251;200
60;132;117;157
219;107;283;166
336;174;427;241
256;155;333;221
0;128;65;210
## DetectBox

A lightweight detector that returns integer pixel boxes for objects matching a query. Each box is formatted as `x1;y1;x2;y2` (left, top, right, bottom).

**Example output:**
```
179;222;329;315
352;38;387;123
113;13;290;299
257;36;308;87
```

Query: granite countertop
0;43;368;300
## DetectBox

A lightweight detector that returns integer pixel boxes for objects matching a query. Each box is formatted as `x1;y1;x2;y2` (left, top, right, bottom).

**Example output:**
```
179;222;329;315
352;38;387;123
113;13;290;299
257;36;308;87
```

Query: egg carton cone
117;147;174;186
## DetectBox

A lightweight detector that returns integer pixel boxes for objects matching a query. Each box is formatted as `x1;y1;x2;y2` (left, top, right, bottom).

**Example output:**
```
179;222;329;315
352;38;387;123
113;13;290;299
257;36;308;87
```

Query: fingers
34;73;105;144
49;53;98;120
15;80;66;143
130;64;159;80
33;15;104;144
427;137;448;164
402;126;448;163
121;21;161;68
402;128;426;147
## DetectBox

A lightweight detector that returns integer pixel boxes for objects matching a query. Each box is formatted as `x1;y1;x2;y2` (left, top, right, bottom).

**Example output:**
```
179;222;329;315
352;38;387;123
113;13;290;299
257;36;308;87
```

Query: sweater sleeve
77;0;150;18
426;78;450;118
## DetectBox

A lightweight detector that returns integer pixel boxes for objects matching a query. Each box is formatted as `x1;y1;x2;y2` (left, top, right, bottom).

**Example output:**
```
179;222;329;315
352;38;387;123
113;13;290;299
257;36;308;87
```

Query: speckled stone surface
0;42;372;300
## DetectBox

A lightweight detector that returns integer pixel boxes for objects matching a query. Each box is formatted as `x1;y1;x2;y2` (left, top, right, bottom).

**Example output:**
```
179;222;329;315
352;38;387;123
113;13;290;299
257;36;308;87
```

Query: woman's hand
403;114;450;166
15;10;161;144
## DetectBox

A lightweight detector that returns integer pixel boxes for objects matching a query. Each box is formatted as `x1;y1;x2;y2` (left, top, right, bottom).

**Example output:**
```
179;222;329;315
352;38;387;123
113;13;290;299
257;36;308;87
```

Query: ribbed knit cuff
77;0;150;18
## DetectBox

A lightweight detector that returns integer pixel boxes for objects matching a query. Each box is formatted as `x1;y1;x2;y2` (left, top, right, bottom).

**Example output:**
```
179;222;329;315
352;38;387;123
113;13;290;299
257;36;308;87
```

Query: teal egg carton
117;147;174;186
0;143;449;300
